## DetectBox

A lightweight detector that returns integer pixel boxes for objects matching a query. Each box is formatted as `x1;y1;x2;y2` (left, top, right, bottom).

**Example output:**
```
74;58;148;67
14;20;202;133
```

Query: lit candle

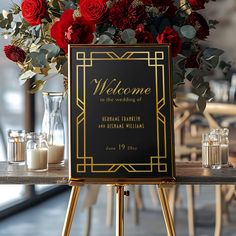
48;145;64;164
26;148;48;171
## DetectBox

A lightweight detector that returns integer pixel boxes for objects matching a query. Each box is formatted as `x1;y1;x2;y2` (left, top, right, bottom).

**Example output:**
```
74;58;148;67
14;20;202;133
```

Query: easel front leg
157;186;176;236
62;186;81;236
116;186;125;236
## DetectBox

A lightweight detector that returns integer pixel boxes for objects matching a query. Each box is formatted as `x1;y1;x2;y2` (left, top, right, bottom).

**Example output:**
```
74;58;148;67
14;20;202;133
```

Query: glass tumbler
7;130;25;164
202;132;221;169
26;132;48;172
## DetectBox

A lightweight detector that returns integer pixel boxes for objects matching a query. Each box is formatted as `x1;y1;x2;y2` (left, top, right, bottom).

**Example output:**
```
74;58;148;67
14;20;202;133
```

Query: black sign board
69;45;175;184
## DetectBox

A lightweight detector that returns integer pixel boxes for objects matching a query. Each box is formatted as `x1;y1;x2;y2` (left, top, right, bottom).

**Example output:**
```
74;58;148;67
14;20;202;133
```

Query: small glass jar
26;132;48;172
7;130;25;164
220;128;229;167
202;133;211;168
202;132;221;169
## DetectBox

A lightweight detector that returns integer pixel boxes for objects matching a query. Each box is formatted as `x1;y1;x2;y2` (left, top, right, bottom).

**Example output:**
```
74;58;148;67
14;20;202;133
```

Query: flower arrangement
0;0;230;110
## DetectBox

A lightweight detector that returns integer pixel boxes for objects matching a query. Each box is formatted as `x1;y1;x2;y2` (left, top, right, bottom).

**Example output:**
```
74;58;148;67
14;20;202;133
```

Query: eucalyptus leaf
18;70;36;85
97;34;114;44
197;82;210;95
208;19;219;29
185;68;199;81
205;55;219;68
121;29;135;43
60;61;68;76
201;56;219;70
29;51;47;67
34;25;41;32
203;90;215;101
48;8;61;18
11;3;21;14
106;0;113;8
13;25;20;35
173;25;180;34
106;27;116;35
2;10;9;18
0;19;8;28
7;13;13;22
34;37;42;45
174;55;186;73
29;43;41;52
51;0;60;9
41;44;60;58
180;25;196;39
203;48;224;59
192;76;204;88
55;56;67;70
127;38;137;44
29;80;46;94
62;1;77;9
173;71;185;85
219;60;231;75
197;96;206;113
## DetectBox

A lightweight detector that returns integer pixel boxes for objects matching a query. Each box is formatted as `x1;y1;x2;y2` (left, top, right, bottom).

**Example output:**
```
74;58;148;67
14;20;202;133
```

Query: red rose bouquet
0;0;230;109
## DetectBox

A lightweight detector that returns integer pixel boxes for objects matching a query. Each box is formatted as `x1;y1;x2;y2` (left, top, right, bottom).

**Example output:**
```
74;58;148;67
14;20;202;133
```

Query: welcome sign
69;45;175;184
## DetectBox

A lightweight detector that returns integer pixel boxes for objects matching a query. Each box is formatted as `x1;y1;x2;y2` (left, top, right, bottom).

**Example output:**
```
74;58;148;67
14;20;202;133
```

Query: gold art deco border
69;45;175;178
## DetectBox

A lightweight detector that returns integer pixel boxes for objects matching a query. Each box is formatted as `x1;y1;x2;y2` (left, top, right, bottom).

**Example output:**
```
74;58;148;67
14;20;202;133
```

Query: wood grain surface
1;161;236;185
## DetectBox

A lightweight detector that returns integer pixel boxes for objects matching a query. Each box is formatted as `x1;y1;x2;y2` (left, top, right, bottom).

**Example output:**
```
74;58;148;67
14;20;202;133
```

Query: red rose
157;26;182;57
188;0;206;10
79;0;108;23
4;45;26;63
51;10;95;53
21;0;47;26
185;52;201;68
109;0;146;30
135;24;154;43
186;12;209;40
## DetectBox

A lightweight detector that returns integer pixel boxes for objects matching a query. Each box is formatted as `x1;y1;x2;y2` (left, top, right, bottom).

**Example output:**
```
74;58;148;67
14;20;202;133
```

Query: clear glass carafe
42;92;65;166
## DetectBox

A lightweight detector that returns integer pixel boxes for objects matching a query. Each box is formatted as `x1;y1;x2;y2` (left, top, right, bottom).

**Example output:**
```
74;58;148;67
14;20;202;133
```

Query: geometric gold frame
64;45;176;236
69;45;175;183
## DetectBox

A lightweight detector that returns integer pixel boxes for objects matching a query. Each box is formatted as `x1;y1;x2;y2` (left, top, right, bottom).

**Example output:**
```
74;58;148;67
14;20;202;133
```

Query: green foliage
29;80;47;94
0;0;231;105
180;25;196;39
208;19;219;29
121;29;137;44
197;96;207;113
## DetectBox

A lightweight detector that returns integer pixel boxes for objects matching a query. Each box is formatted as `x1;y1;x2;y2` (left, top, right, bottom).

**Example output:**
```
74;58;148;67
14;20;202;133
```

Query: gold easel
62;185;176;236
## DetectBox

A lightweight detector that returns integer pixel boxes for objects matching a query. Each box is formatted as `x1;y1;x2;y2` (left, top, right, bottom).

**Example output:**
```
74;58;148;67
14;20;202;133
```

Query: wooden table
1;161;235;236
1;161;236;185
0;162;69;185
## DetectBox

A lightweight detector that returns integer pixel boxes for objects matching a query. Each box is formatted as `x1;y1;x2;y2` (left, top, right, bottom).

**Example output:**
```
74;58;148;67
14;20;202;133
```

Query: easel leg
214;185;222;236
168;185;177;223
106;185;114;227
187;185;195;236
116;186;125;236
157;186;176;236
84;207;92;236
62;186;81;236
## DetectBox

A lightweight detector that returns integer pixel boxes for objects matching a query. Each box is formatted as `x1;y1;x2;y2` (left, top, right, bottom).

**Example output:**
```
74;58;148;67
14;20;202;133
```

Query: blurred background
0;0;236;236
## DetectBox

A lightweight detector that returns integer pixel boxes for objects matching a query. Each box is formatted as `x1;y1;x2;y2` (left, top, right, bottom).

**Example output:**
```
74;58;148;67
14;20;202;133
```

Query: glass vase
42;92;65;166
